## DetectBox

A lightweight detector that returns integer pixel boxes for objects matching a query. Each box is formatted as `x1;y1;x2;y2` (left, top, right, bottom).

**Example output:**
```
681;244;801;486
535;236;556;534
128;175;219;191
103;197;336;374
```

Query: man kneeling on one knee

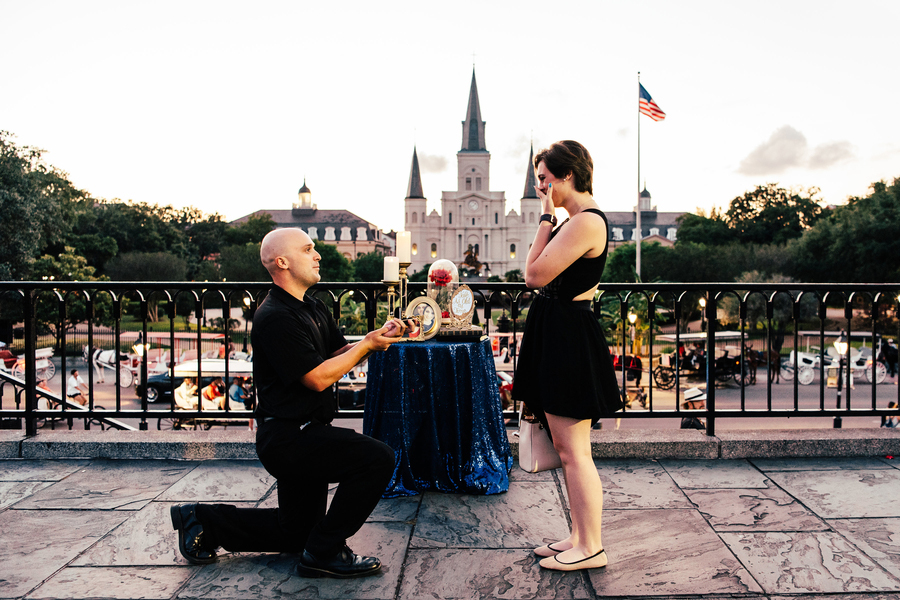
171;228;407;578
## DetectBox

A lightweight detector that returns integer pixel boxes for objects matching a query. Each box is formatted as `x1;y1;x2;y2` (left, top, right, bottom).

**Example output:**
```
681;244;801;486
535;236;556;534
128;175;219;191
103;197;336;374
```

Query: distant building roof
231;209;382;242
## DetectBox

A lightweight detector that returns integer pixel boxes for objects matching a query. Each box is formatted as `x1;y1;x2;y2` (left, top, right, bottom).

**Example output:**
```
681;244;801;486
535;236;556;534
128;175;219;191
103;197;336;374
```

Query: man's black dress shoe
297;545;382;578
170;504;217;565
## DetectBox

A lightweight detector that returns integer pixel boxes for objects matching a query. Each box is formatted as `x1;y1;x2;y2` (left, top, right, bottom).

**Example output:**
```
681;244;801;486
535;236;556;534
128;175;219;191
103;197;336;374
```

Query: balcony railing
1;281;898;437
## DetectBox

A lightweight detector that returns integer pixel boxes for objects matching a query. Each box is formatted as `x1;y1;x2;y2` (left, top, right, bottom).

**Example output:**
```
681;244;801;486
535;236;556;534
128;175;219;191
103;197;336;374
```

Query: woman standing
513;140;623;572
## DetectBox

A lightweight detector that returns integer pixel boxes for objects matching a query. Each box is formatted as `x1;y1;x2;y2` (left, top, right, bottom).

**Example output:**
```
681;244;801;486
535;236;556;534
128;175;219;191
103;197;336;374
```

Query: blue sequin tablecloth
363;337;513;497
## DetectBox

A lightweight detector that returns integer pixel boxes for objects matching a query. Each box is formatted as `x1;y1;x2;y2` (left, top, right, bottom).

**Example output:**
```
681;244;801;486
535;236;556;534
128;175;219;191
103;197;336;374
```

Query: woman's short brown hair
533;140;593;195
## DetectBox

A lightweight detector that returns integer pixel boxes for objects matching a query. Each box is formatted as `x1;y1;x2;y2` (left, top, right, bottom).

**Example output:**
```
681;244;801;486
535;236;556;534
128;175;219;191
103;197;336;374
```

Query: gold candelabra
382;280;400;319
399;262;411;317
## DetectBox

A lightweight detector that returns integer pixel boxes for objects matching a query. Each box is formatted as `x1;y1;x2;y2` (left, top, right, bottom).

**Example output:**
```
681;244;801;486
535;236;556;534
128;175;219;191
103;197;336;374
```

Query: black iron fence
1;281;899;436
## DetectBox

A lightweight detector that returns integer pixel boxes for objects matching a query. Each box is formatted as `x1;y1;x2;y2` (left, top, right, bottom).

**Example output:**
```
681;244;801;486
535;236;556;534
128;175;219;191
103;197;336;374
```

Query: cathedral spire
406;147;425;199
522;144;538;198
460;69;486;152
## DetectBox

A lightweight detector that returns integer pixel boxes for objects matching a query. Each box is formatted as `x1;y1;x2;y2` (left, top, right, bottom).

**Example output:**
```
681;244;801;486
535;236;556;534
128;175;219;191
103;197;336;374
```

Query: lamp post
242;297;251;353
833;331;848;429
628;312;639;355
699;297;707;332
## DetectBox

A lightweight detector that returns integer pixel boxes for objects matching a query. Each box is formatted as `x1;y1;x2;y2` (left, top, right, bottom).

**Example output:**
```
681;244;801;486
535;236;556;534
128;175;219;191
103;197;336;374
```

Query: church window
649;227;659;237
476;177;482;191
412;243;418;256
472;218;475;225
466;177;472;191
494;212;498;224
509;244;516;259
405;212;408;224
449;212;452;224
529;212;535;224
432;243;438;258
484;235;488;256
412;212;418;223
612;228;623;241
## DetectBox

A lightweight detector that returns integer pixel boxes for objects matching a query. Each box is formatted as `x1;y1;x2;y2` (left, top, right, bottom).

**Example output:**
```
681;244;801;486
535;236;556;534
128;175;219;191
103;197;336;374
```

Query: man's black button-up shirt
252;285;347;423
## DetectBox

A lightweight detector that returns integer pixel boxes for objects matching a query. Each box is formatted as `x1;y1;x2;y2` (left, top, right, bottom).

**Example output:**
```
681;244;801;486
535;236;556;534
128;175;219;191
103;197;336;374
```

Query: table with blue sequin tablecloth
363;337;513;497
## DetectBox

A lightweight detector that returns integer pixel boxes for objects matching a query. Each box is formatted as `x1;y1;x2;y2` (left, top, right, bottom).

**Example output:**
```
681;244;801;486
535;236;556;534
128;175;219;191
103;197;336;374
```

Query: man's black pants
195;419;395;558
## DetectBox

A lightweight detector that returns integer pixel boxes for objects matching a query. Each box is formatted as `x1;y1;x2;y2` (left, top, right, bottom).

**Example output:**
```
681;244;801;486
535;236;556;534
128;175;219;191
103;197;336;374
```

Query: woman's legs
539;412;606;568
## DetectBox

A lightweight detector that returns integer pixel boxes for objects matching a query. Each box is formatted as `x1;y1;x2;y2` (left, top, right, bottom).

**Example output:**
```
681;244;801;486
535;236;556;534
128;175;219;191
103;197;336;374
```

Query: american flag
639;83;666;121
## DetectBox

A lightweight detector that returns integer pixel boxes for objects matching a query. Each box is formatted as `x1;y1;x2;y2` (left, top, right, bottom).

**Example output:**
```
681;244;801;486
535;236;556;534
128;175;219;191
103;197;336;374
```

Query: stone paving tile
158;460;274;503
751;457;894;471
684;481;829;532
258;487;422;522
73;501;254;566
14;460;196;510
411;482;568;549
660;458;769;488
178;521;411;600
0;480;53;509
0;459;88;481
590;508;763;596
721;531;900;594
829;517;900;581
0;509;128;598
594;459;692;509
27;566;195;599
508;465;559;482
765;469;900;519
399;549;591;599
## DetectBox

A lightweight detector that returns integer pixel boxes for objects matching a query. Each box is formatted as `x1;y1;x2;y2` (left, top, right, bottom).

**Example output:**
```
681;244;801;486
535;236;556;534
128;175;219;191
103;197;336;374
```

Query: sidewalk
3;451;900;599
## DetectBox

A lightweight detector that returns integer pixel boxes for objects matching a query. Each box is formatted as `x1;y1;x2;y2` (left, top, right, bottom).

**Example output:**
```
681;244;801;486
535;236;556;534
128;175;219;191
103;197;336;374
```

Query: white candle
397;231;411;263
383;256;399;282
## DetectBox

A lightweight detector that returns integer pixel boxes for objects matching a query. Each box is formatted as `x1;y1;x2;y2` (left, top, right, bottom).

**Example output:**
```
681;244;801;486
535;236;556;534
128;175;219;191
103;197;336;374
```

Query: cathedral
403;70;540;277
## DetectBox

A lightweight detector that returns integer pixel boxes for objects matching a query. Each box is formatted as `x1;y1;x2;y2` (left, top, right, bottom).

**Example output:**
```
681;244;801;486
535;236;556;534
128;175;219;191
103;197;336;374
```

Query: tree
219;243;269;282
0;131;90;279
504;269;523;282
792;177;900;282
104;251;188;282
601;242;675;283
228;213;276;245
352;252;385;283
31;247;112;347
675;210;733;246
314;241;354;282
725;183;823;245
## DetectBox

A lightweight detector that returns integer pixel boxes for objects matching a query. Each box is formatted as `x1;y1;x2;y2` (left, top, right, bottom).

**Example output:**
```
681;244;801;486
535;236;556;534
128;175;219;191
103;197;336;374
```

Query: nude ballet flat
533;542;568;558
539;549;607;571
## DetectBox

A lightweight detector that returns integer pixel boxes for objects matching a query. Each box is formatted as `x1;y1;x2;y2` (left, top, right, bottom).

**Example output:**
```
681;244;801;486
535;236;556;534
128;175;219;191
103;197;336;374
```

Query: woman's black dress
512;208;623;427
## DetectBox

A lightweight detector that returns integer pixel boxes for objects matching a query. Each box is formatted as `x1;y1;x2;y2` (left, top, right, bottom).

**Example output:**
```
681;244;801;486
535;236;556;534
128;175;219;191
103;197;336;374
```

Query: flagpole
636;72;642;282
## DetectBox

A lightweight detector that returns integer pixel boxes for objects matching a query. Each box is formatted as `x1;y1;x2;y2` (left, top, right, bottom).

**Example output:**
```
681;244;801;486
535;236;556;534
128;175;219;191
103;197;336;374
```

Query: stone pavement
3;454;900;599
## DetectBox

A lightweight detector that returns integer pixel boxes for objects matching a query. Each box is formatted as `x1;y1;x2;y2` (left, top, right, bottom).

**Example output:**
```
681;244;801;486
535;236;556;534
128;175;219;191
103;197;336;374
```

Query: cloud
808;140;855;169
418;153;447;173
737;125;807;176
738;125;856;175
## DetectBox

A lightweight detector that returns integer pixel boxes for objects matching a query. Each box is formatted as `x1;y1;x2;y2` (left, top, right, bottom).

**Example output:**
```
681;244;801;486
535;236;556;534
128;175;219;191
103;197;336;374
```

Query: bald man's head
260;228;311;276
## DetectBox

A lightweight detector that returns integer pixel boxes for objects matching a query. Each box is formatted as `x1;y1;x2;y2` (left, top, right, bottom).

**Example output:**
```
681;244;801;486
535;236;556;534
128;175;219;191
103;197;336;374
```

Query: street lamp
833;330;848;429
242;297;252;353
628;312;639;355
698;297;707;332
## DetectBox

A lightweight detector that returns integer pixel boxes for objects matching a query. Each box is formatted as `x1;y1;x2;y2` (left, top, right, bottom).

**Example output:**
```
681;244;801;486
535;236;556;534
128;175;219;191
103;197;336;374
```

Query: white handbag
517;404;562;473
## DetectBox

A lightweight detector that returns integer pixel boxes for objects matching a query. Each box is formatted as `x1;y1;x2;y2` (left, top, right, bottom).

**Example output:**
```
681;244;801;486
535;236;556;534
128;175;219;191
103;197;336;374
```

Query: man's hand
365;318;408;352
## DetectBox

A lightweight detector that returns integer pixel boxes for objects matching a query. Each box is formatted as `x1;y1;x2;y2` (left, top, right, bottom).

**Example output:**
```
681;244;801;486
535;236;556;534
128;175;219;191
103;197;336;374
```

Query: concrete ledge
21;430;258;460
4;429;900;461
718;428;900;459
0;431;25;458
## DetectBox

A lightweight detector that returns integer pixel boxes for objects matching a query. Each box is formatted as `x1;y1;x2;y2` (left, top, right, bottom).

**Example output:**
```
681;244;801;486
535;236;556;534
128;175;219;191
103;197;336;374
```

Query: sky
3;0;899;235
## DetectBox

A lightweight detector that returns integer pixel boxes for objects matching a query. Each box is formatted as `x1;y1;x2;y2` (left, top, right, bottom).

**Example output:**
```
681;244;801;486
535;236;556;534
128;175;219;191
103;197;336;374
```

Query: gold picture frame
404;296;442;341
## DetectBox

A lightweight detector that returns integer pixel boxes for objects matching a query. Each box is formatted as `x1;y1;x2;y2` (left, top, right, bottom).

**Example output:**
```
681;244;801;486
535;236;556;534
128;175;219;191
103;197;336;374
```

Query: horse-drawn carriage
652;332;750;390
153;358;255;430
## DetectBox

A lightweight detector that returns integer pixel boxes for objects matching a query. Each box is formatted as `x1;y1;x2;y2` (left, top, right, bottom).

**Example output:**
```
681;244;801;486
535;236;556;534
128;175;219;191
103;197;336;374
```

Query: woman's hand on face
535;182;555;214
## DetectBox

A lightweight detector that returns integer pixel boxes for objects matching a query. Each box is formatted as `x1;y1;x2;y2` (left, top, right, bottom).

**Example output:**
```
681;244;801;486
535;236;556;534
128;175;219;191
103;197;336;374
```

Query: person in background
66;369;89;406
227;376;250;410
882;401;899;428
680;387;707;431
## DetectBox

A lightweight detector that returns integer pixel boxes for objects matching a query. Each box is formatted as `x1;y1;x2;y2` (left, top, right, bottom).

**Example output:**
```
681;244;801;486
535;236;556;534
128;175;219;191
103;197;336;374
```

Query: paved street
3;455;900;599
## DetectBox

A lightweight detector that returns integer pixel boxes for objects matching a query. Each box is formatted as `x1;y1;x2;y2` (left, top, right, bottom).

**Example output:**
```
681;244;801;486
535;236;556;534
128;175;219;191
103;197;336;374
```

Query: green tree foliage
0;132;91;279
228;213;276;245
104;252;188;281
352;252;385;283
314;241;354;282
504;269;523;282
791;178;900;282
409;264;431;282
31;247;112;344
675;210;733;246
219;243;269;282
725;183;822;245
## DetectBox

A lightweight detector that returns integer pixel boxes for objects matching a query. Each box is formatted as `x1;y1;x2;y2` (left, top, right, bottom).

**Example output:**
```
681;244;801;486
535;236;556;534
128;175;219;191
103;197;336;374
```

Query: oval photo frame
450;285;475;322
405;296;442;341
